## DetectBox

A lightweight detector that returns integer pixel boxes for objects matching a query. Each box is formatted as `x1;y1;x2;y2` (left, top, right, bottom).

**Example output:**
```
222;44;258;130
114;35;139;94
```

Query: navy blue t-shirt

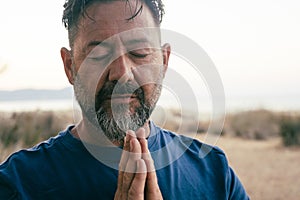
0;122;249;199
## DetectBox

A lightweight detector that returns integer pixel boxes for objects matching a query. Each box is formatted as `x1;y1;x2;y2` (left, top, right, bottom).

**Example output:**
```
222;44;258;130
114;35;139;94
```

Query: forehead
75;1;159;45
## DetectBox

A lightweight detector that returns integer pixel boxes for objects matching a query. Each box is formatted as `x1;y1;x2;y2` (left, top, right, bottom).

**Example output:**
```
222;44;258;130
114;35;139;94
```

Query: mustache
95;80;144;107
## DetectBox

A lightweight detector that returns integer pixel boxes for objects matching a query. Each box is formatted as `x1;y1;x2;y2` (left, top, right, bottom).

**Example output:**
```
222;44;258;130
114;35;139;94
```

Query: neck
71;117;151;147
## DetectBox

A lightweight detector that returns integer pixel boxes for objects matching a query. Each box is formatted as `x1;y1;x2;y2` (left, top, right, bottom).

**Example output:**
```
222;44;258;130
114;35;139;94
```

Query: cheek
133;65;163;88
141;84;161;102
76;62;108;96
95;73;108;95
133;52;164;85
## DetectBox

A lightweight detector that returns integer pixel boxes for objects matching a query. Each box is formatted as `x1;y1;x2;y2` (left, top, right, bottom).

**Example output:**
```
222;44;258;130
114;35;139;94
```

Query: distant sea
0;99;73;112
0;88;73;112
0;87;299;113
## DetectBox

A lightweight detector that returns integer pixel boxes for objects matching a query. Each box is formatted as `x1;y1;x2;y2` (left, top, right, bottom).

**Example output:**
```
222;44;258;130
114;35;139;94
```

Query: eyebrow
124;38;151;46
86;40;110;48
84;38;153;53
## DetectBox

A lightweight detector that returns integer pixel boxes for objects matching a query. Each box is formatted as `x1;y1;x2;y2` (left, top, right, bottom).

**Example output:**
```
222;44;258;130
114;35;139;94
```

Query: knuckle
128;188;143;199
123;173;133;182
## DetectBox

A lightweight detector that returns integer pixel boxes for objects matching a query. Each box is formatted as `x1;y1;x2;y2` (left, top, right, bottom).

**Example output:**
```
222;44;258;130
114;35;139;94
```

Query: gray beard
73;76;161;144
95;102;151;143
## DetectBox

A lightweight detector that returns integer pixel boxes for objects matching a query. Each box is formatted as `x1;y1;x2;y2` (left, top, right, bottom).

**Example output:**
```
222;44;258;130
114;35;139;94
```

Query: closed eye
130;52;149;58
87;51;112;63
88;55;108;62
87;44;112;62
129;51;149;58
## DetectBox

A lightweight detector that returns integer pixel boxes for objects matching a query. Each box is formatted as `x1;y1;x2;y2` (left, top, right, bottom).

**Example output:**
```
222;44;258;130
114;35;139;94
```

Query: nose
108;54;134;84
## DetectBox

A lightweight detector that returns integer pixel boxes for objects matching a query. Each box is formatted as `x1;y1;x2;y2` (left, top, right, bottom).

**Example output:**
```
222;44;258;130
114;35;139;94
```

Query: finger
135;129;162;199
116;131;136;198
139;138;162;199
126;130;137;140
144;158;157;182
136;128;151;162
136;127;146;139
128;159;147;200
122;138;142;195
140;140;157;185
138;133;152;164
115;135;128;200
119;131;136;171
124;138;142;173
144;159;162;199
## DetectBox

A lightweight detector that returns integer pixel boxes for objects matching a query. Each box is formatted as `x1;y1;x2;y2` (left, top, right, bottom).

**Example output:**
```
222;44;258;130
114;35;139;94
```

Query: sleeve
226;166;250;200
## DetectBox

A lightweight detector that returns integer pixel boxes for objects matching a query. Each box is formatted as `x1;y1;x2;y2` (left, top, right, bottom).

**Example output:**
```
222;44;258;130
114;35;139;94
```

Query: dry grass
0;110;72;162
197;135;300;200
224;109;280;139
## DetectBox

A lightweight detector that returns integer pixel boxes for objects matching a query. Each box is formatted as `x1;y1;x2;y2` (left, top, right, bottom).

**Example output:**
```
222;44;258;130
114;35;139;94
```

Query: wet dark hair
62;0;165;48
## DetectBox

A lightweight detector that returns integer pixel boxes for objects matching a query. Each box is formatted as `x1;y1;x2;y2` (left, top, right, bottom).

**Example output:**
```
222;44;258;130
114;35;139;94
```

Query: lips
107;94;138;104
95;81;144;111
109;94;137;99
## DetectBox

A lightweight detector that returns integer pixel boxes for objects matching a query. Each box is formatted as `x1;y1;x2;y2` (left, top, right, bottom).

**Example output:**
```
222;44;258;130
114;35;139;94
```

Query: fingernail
137;159;146;173
136;128;146;139
127;130;136;138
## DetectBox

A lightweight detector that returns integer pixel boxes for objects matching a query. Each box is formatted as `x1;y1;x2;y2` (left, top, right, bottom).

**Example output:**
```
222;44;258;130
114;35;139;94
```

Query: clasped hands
114;128;163;200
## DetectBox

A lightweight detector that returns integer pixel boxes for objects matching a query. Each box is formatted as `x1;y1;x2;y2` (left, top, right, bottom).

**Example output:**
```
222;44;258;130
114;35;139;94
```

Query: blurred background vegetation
1;109;299;155
0;111;72;161
0;111;71;148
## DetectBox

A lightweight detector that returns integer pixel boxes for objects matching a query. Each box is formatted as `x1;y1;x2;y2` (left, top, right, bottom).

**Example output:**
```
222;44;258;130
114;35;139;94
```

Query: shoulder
154;125;249;199
0;126;71;179
151;122;229;169
156;124;226;158
174;133;249;199
1;130;64;166
0;127;74;199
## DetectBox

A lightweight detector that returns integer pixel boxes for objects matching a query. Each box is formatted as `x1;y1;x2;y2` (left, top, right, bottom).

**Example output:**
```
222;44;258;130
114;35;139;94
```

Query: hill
0;87;73;101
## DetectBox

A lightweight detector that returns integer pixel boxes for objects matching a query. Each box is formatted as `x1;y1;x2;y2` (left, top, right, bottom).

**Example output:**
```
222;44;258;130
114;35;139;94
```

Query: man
0;0;249;199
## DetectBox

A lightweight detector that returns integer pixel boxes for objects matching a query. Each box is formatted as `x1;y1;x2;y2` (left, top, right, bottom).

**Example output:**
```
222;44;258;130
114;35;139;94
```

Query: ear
60;47;74;85
161;43;171;77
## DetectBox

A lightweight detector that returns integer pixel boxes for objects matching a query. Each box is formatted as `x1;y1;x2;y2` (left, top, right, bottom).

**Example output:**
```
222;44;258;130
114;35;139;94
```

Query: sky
0;0;299;110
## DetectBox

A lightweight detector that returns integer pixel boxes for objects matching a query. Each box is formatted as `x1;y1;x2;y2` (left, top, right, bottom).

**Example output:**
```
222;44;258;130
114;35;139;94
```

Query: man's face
66;1;170;143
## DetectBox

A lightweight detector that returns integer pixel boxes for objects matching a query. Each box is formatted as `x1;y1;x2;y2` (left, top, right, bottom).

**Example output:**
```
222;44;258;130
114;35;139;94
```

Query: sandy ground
198;135;300;200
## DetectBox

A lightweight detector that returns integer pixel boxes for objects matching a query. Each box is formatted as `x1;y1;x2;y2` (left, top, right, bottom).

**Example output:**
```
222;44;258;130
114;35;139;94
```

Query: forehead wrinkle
79;22;160;51
121;32;160;49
